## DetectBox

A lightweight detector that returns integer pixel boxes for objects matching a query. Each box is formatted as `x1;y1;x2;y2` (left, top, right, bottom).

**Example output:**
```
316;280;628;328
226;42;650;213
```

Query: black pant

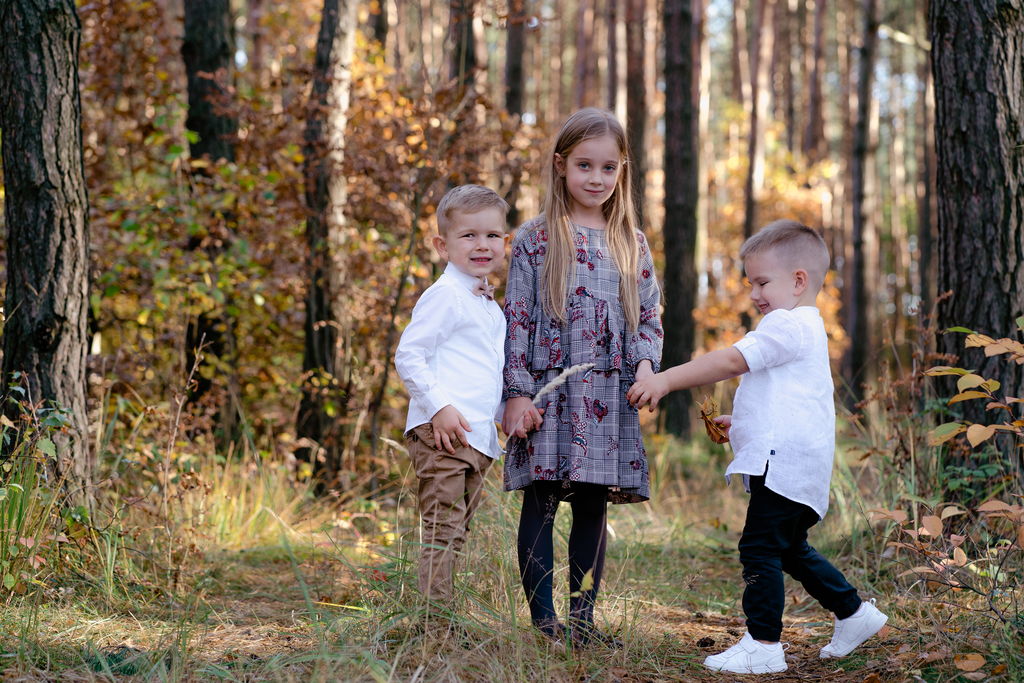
517;481;608;630
739;475;861;641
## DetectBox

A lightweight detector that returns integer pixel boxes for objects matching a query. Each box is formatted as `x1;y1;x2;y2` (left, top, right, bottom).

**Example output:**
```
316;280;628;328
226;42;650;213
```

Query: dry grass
0;434;1018;682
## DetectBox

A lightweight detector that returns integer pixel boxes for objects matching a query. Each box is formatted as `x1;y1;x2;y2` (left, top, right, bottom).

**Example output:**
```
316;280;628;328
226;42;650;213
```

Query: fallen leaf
954;654;986;672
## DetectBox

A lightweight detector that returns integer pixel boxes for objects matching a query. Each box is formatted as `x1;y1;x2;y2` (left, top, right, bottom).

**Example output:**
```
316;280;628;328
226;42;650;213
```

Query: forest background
0;0;1022;680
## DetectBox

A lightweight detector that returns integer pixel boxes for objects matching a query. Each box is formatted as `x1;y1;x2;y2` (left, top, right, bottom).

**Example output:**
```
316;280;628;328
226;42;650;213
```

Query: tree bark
626;0;647;226
369;0;388;48
182;0;240;443
803;0;826;163
505;0;526;226
842;0;878;403
0;0;92;491
917;0;936;319
742;0;775;238
574;0;596;108
661;0;699;437
297;0;357;485
449;0;477;94
931;0;1024;427
607;0;618;110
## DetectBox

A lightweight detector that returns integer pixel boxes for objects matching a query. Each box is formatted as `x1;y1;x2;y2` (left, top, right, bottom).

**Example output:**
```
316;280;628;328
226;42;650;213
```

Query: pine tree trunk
917;0;936;319
842;0;878;403
626;0;647;227
803;0;826;162
298;0;357;486
662;0;698;437
182;0;240;443
505;0;526;226
607;0;618;110
931;0;1024;429
0;0;92;493
450;0;477;94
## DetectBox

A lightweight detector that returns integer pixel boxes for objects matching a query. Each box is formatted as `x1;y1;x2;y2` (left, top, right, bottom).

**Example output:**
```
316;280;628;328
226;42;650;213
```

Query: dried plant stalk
532;363;595;406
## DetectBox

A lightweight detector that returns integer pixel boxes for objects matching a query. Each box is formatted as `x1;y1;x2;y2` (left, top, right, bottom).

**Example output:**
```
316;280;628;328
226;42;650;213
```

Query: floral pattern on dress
502;217;664;504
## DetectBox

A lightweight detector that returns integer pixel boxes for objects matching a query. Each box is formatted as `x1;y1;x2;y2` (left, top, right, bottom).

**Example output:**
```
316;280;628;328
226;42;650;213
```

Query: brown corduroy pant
406;423;493;603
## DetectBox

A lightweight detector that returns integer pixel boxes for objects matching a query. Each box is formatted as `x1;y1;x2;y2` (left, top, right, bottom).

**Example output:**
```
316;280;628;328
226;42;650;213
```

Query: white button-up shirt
395;263;506;459
726;306;836;518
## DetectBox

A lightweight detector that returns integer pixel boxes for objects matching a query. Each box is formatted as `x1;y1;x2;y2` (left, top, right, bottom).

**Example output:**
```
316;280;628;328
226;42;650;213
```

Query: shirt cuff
424;388;454;420
734;336;767;373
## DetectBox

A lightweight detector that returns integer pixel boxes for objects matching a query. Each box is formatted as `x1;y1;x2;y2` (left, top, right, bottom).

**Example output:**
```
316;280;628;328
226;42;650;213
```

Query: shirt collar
444;262;483;292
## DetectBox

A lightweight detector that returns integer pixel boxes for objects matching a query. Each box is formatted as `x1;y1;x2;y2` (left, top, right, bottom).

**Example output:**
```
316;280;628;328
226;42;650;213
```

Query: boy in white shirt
395;185;509;604
627;220;887;674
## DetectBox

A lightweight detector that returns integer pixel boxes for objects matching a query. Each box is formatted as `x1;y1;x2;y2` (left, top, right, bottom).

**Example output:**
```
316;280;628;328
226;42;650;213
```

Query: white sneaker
819;599;888;658
703;632;788;674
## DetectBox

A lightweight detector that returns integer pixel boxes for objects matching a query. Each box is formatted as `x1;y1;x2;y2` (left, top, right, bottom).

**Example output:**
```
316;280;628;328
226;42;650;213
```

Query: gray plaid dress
503;217;664;503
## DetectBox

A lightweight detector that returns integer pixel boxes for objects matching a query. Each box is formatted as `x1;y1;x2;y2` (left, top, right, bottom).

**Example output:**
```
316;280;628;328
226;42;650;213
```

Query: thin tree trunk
741;0;775;241
182;0;240;443
370;0;388;47
842;0;878;402
297;0;357;486
574;0;595;107
626;0;647;226
505;0;526;225
661;0;698;437
917;0;935;319
0;0;92;493
931;0;1024;432
803;0;826;162
731;0;751;109
450;0;477;93
607;0;618;110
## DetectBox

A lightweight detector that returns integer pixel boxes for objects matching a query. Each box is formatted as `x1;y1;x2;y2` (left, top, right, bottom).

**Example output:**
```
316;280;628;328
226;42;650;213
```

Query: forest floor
0;451;1011;682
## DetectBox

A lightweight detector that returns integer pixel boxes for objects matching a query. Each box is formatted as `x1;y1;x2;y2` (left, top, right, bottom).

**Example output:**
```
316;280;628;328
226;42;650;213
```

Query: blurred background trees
0;0;1020;494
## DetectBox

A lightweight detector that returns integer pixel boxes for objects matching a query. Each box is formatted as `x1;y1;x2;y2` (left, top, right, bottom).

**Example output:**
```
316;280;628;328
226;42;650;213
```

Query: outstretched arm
626;347;749;411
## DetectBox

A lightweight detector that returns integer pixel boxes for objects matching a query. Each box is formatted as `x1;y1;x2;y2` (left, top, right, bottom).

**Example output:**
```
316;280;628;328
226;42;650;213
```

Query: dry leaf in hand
699;395;730;444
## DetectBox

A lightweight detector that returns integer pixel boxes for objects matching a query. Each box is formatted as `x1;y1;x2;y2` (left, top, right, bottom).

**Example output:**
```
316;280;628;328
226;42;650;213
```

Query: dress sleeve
503;228;539;399
394;283;461;418
627;230;664;373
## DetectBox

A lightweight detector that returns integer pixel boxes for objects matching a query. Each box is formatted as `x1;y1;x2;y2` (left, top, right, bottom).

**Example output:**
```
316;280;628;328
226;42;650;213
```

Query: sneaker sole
819;616;889;658
704;662;788;674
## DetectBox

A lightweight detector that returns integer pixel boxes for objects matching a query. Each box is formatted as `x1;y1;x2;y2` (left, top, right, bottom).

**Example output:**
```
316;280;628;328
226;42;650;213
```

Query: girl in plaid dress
501;108;664;646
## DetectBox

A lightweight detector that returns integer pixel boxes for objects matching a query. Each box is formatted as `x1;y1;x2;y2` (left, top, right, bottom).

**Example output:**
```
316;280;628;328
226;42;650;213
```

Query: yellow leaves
965;424;997;447
956;374;986;392
697;395;729;444
947;390;988;405
923;365;969;376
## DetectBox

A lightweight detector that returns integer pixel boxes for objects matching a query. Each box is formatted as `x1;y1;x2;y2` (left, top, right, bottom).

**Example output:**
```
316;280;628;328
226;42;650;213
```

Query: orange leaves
697;395;729;444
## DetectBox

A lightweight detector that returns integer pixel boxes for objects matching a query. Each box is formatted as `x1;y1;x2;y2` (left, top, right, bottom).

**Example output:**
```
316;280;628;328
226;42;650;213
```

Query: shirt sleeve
733;309;804;372
503;229;538;399
395;283;461;419
627;230;664;373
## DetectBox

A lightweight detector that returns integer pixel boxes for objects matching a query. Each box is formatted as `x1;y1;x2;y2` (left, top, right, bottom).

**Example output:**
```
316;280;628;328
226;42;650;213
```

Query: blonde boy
628;220;887;674
395;185;509;603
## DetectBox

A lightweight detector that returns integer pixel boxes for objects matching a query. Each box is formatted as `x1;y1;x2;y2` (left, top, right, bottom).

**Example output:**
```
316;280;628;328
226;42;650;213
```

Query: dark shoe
568;622;623;649
533;618;567;644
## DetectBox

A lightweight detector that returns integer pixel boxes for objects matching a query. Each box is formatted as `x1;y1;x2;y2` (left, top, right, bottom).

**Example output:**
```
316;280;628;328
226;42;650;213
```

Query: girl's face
554;134;622;216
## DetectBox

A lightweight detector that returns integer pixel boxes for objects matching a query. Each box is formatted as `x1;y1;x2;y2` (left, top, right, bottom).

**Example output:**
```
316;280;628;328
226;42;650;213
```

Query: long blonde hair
540;108;641;330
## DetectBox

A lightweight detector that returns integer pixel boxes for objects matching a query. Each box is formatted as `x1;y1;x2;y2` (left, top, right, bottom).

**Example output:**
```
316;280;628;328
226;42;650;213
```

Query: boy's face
743;250;809;315
432;207;508;279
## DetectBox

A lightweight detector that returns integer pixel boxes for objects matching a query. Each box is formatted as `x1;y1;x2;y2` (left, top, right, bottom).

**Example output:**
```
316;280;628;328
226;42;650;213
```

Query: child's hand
626;372;672;411
502;396;544;438
713;414;732;438
431;405;472;454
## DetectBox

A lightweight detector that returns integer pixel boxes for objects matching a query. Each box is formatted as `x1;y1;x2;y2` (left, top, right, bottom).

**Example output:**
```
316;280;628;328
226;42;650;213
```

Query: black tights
517;481;609;631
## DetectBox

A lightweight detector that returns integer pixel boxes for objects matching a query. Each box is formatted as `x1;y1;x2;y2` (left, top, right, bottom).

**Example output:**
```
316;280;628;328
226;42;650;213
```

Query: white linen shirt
726;306;836;519
395;263;506;459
